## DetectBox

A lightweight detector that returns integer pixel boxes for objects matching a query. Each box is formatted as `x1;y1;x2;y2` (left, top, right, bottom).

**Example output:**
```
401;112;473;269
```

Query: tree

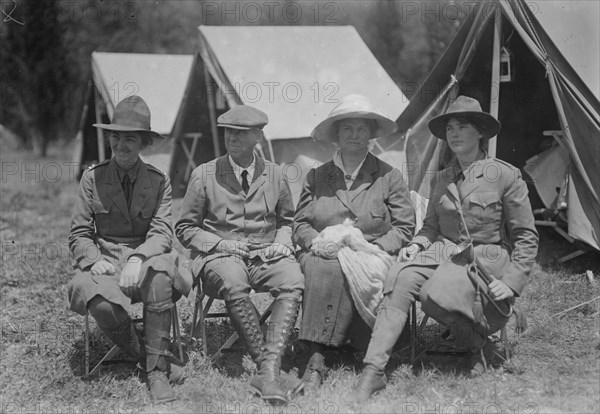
0;0;70;156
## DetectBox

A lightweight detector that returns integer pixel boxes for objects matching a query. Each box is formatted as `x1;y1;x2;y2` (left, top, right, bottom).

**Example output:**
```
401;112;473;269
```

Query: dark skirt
68;251;191;315
298;251;371;350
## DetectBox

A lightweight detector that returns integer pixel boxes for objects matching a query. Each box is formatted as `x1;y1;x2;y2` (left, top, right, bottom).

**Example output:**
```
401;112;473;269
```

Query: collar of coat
320;152;381;218
443;155;491;203
215;154;268;198
100;157;153;218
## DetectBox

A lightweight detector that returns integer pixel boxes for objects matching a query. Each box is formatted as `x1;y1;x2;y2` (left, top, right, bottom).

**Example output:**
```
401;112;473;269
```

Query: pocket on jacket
466;192;501;226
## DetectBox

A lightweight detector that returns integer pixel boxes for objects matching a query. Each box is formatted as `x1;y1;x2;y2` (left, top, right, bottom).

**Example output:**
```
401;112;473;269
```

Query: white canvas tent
73;52;194;174
75;29;408;203
395;0;599;255
168;25;408;200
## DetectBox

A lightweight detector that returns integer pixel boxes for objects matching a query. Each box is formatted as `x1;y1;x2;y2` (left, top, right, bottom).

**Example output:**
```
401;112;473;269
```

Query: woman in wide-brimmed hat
350;96;539;402
293;94;416;391
68;95;192;403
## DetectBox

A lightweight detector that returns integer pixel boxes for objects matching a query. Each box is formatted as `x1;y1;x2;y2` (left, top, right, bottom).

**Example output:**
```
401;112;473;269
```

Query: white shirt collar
333;149;369;190
229;154;256;185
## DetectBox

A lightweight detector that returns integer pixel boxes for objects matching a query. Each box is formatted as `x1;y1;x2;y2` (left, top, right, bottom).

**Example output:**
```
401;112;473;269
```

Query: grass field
1;143;599;414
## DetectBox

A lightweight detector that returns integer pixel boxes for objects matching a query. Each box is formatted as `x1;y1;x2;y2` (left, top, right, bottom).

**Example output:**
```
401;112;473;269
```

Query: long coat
68;158;191;315
394;157;539;331
293;153;415;347
175;155;297;279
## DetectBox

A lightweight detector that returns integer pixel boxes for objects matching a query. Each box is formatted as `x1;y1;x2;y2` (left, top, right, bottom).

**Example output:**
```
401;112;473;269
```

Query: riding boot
144;301;177;403
250;297;300;404
350;306;408;403
225;297;265;364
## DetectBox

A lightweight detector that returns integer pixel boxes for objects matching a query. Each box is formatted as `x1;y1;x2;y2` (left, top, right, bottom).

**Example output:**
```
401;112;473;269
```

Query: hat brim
93;123;165;140
217;123;259;130
311;111;398;142
428;112;501;140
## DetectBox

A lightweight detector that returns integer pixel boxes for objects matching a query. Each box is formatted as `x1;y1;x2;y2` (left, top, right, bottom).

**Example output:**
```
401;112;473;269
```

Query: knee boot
225;297;264;364
144;301;179;403
350;306;408;403
250;297;300;404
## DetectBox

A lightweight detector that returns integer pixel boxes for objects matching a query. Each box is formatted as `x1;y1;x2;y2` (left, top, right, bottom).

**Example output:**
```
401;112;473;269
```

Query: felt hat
93;95;164;140
428;95;501;140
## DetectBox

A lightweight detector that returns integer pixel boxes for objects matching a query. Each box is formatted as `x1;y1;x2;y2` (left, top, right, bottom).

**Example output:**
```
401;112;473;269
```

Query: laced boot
302;347;325;391
144;303;178;403
250;298;301;404
225;297;265;363
349;306;408;403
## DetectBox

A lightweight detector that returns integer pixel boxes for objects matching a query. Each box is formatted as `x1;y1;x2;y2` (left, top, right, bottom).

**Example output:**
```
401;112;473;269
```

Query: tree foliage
1;0;469;154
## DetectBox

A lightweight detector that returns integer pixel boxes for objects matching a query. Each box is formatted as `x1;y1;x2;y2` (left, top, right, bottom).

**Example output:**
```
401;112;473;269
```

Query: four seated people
70;95;537;405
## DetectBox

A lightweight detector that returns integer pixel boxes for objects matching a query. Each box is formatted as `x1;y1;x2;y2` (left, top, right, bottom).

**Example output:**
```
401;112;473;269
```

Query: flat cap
217;105;268;130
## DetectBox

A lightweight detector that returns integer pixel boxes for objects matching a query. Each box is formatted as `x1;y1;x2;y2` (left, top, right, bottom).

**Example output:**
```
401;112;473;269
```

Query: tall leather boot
144;302;178;403
250;298;301;404
349;306;408;404
226;297;265;363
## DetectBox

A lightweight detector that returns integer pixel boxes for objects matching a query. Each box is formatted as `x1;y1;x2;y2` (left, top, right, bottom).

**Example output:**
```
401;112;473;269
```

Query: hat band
112;113;150;130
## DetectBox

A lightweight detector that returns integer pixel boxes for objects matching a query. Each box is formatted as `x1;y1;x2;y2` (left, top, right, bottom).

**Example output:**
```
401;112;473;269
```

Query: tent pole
488;8;502;158
94;87;106;162
204;65;221;158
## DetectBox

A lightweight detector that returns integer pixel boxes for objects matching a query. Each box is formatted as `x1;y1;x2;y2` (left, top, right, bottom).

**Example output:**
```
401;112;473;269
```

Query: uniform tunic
386;157;539;346
68;158;192;315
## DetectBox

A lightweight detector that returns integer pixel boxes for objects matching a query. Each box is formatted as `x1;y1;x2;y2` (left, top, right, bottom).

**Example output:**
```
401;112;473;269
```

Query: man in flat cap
176;105;304;404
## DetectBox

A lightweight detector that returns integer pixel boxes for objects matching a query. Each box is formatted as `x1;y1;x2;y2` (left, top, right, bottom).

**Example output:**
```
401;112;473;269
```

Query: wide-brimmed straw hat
93;95;164;140
428;95;501;140
311;94;398;142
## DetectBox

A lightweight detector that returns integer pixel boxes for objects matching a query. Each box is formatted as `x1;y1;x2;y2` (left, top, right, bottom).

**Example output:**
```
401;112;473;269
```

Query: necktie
122;173;133;209
241;170;250;194
456;171;465;187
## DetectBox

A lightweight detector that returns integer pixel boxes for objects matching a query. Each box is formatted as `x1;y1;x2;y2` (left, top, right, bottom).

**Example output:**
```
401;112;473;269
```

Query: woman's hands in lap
90;260;115;276
119;256;143;297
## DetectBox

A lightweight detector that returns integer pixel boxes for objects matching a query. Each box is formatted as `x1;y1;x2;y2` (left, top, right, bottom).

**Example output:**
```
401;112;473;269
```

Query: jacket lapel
130;161;152;218
216;156;243;194
246;156;266;198
349;153;377;202
105;158;130;217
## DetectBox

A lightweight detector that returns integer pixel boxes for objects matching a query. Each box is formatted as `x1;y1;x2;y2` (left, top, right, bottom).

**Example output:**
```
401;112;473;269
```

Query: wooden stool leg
501;326;510;362
84;313;90;376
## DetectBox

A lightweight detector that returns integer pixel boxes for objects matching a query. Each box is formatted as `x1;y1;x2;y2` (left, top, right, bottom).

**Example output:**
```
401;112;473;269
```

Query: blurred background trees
0;0;468;155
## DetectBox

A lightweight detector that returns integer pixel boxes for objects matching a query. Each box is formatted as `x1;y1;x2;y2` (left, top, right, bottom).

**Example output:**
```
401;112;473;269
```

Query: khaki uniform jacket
175;155;296;278
408;157;539;296
68;158;191;297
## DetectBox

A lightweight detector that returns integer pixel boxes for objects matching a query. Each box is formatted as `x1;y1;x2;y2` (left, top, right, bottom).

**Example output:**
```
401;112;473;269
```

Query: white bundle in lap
311;219;393;328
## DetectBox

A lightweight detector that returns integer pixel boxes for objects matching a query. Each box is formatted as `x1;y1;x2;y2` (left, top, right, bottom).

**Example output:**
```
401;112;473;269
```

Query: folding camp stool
84;303;184;376
191;284;275;358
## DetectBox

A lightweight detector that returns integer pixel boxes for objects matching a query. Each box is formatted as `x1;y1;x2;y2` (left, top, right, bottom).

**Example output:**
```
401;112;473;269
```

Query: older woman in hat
68;95;192;403
293;95;415;390
350;95;539;402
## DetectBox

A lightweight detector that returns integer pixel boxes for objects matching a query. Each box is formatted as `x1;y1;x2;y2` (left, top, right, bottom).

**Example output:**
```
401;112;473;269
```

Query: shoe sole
251;387;289;405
